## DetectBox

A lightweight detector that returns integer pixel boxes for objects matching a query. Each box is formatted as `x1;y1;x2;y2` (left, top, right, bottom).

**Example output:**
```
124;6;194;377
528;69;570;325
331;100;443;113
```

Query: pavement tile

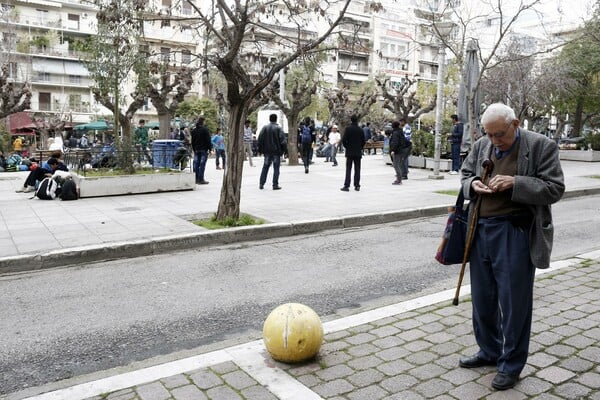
346;343;380;357
448;381;490;400
311;378;354;397
347;354;384;370
188;368;223;389
535;365;576;384
315;364;355;381
221;370;256;391
346;384;389;400
170;384;207;400
412;377;455;398
376;358;415;376
576;371;600;389
135;381;171;400
160;373;190;389
239;385;278;400
379;374;419;392
371;335;405;349
346;369;385;387
204;385;243;400
553;382;593;399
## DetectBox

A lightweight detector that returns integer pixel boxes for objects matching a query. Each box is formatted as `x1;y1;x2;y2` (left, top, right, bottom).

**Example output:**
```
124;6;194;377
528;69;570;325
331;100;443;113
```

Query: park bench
363;141;384;154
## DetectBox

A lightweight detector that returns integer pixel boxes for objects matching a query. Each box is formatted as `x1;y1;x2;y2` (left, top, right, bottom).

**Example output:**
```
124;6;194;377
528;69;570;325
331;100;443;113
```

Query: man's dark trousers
469;218;535;377
260;154;281;187
343;156;361;188
451;143;461;171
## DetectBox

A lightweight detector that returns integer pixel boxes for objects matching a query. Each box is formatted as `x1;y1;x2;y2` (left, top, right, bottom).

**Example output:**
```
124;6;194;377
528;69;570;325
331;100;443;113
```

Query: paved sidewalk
11;250;600;400
2;156;600;273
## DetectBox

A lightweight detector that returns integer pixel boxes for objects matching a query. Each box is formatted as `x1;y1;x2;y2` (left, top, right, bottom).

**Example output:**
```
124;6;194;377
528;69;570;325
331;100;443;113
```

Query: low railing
62;144;191;176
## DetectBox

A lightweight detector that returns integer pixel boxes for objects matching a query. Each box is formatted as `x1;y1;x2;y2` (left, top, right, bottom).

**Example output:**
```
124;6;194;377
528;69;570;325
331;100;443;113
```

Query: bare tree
145;63;196;139
438;0;555;146
324;86;378;133
82;0;146;160
0;65;31;120
266;59;322;165
189;0;352;221
375;76;436;124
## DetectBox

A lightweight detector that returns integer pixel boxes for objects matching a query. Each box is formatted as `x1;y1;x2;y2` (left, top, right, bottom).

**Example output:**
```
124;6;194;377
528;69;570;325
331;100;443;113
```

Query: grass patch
435;189;460;196
193;214;264;229
589;175;600;179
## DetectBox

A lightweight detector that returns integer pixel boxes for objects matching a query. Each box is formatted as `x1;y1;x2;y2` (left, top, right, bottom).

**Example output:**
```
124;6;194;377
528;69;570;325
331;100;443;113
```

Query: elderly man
459;103;565;390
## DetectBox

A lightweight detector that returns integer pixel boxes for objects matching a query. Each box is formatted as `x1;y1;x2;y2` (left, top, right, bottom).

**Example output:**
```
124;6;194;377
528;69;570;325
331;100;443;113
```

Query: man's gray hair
481;103;516;126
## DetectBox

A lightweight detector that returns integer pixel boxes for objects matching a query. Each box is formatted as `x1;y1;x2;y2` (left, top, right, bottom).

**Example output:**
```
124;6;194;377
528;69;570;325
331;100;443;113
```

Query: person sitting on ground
15;157;67;193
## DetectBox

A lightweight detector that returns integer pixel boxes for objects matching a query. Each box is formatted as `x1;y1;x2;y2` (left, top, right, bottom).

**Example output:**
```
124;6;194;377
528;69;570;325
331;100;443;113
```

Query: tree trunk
572;96;584;137
216;104;246;221
287;116;299;165
158;113;171;139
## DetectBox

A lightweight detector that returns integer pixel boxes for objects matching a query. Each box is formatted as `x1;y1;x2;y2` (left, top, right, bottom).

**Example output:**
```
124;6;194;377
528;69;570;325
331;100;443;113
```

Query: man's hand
471;174;515;194
488;174;515;193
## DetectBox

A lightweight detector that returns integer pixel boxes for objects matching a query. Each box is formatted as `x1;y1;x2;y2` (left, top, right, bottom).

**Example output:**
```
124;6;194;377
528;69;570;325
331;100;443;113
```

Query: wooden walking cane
452;159;494;306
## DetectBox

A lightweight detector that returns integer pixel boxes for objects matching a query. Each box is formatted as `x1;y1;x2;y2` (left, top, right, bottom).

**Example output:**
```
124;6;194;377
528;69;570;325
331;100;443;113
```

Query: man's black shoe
273;186;282;190
259;185;264;190
354;186;360;191
459;355;496;369
197;180;209;185
340;186;349;192
305;167;309;174
492;372;519;390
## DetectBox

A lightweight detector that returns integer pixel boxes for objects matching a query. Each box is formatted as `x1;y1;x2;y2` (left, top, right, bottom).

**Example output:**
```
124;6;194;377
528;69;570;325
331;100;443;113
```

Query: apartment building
1;0;201;133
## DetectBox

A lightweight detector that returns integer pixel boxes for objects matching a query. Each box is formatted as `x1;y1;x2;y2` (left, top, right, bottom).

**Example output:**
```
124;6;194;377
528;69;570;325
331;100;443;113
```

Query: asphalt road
1;195;599;396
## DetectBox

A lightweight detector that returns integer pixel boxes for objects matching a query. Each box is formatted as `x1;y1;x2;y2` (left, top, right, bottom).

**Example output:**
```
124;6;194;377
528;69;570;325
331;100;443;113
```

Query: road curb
0;206;449;275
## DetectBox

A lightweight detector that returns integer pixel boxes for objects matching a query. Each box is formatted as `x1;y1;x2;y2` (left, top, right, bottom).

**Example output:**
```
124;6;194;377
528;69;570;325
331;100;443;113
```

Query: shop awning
7;112;37;134
339;72;369;82
73;120;111;131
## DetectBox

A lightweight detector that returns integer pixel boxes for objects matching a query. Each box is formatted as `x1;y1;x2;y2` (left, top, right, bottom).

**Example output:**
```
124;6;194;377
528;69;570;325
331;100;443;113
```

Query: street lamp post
429;21;455;180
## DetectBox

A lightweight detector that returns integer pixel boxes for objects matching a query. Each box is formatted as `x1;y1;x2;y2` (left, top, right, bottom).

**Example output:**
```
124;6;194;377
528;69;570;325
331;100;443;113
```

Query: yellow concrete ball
262;303;324;363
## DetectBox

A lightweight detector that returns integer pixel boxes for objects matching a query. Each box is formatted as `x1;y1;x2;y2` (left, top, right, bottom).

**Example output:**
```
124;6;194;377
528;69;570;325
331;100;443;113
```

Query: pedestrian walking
340;115;366;192
191;117;212;185
449;114;464;174
258;113;286;190
243;120;254;167
389;120;410;185
328;125;341;166
459;102;565;390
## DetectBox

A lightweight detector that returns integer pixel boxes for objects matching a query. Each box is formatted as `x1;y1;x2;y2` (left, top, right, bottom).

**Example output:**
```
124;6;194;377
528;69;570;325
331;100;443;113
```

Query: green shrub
587;132;600;151
411;130;435;157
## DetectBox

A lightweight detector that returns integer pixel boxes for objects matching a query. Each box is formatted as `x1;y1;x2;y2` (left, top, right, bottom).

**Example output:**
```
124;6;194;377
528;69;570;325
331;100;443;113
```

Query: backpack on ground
35;177;58;200
301;125;312;144
59;178;78;201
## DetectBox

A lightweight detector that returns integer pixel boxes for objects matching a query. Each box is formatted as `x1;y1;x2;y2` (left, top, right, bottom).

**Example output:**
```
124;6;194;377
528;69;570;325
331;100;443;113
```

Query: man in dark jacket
190;117;212;184
450;114;464;174
341;115;366;191
389;120;410;185
258;113;286;190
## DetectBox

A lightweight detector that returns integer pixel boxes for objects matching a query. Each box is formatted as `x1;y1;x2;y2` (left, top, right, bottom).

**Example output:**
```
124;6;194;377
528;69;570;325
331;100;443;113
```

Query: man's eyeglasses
485;123;513;139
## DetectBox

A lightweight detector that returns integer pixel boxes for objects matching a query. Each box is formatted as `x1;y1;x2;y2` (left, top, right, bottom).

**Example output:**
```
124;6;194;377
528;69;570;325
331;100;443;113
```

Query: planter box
425;157;452;171
559;150;600;162
76;172;195;198
408;155;426;169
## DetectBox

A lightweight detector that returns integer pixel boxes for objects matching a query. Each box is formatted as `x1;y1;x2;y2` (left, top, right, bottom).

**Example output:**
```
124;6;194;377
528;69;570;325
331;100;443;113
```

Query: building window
182;49;191;64
36;9;48;25
39;92;51;110
161;47;170;63
38;72;50;81
2;32;15;49
67;14;80;30
69;94;81;111
69;75;81;84
181;0;192;15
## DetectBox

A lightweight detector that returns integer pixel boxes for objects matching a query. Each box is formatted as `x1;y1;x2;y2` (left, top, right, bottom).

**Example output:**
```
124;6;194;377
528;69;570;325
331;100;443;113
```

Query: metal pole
429;41;445;180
